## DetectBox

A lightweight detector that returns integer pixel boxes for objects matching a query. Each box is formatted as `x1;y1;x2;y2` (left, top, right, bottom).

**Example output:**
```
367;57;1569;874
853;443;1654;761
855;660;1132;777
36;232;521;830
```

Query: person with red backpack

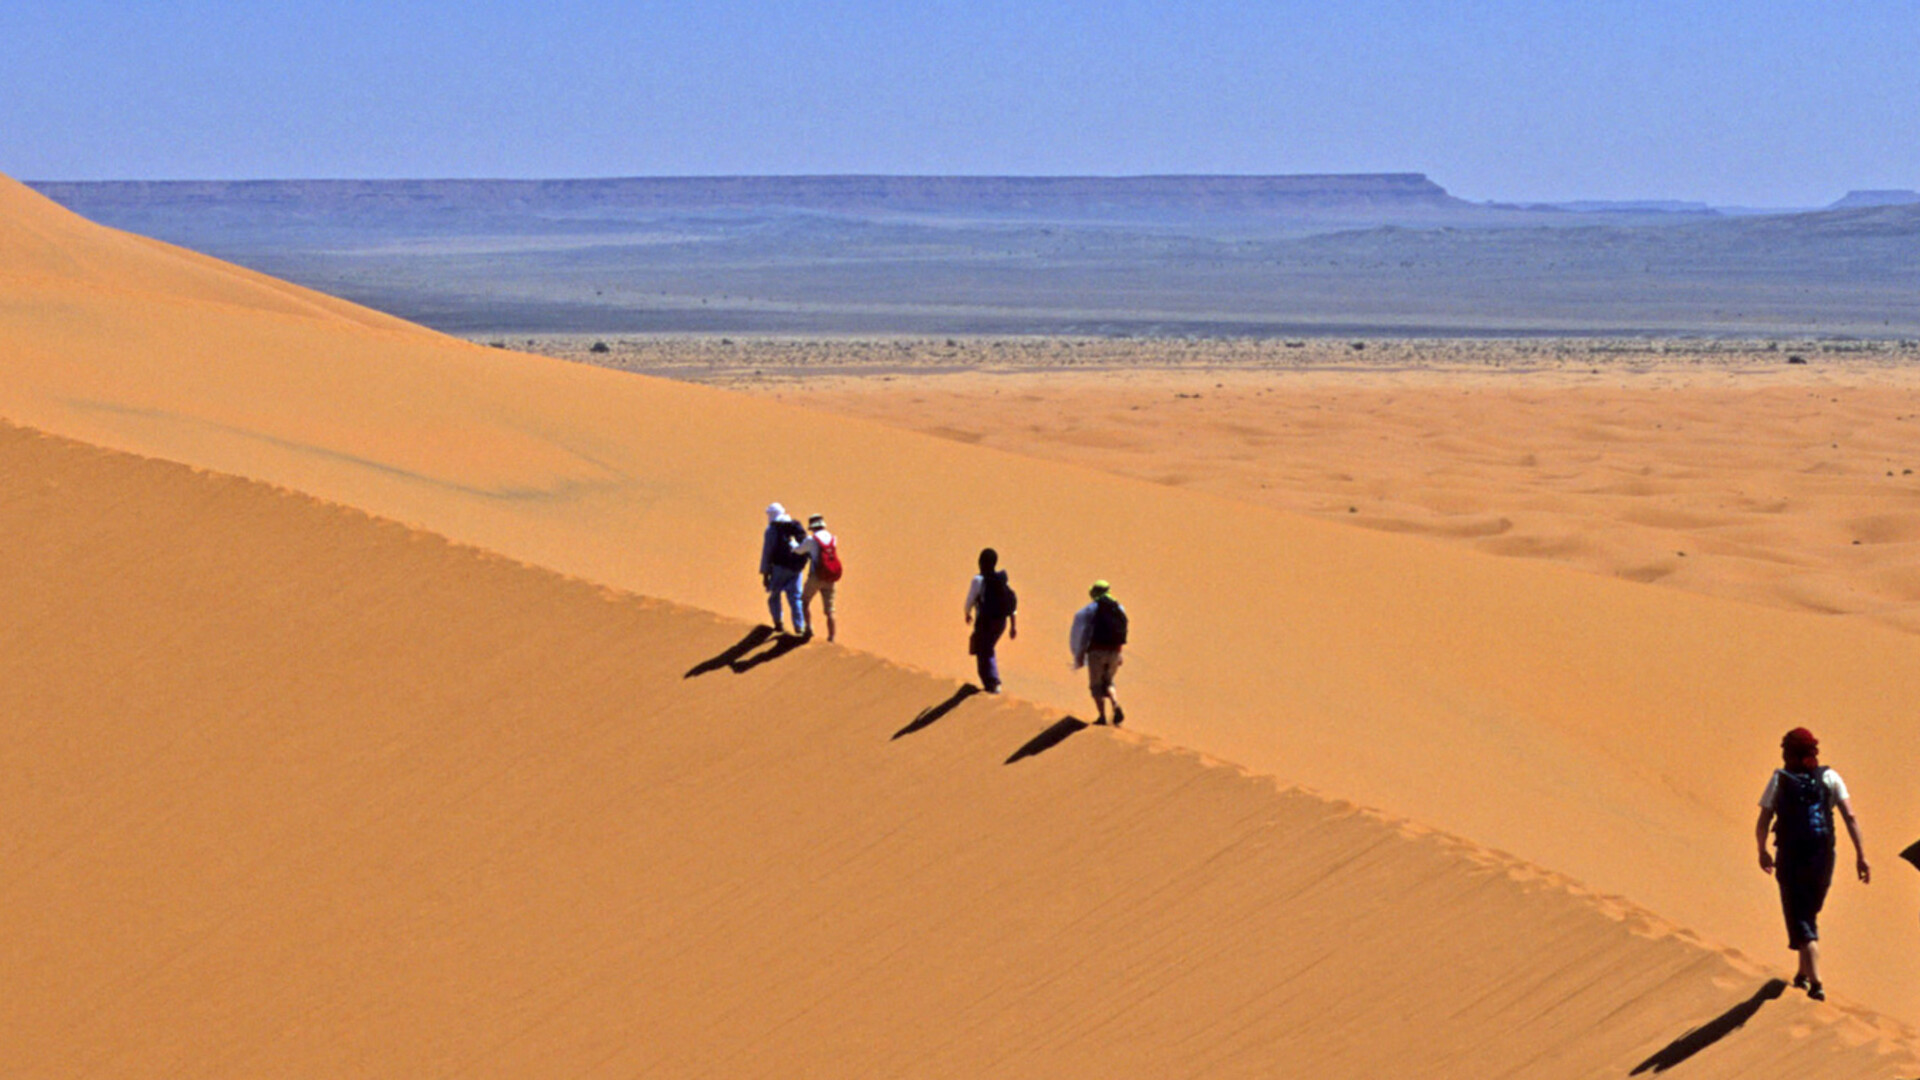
798;513;842;642
1069;580;1128;725
1756;727;1870;1001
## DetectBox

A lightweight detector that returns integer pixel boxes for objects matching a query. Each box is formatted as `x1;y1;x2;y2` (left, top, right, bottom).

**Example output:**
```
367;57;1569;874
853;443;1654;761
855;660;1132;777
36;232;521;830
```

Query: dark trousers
975;651;1000;691
1776;842;1835;949
970;619;1006;691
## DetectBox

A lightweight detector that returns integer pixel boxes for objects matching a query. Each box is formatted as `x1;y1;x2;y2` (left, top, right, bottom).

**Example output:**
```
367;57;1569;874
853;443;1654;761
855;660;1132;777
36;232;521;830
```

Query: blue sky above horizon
4;1;1916;206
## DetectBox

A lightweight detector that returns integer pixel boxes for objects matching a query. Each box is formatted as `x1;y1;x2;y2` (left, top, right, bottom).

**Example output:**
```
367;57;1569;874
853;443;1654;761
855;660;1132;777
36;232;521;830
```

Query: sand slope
5;173;1920;1021
5;423;1915;1078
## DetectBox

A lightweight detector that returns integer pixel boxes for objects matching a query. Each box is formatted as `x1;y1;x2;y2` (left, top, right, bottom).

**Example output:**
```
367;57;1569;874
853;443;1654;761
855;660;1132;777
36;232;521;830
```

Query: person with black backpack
759;502;810;637
964;548;1017;693
1069;580;1128;725
1756;727;1870;1001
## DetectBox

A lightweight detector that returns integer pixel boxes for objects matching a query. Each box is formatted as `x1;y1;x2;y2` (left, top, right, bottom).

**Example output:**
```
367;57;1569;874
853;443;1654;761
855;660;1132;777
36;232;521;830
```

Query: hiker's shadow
1005;717;1089;764
1630;979;1787;1074
893;685;981;740
684;626;808;678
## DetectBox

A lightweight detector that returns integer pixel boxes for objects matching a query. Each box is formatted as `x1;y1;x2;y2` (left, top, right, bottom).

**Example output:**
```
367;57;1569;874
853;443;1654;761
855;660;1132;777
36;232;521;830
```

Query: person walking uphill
1756;727;1869;1002
798;513;842;642
1070;580;1128;725
964;548;1017;693
759;503;809;637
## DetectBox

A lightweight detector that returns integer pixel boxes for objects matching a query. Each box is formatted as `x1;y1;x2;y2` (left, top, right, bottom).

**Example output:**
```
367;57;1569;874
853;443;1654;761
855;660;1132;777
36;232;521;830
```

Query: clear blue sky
4;1;1916;206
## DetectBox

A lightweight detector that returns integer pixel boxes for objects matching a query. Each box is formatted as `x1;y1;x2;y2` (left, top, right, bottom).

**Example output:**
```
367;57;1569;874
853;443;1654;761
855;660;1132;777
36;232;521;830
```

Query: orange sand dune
5;174;1920;1024
4;423;1914;1078
763;368;1920;633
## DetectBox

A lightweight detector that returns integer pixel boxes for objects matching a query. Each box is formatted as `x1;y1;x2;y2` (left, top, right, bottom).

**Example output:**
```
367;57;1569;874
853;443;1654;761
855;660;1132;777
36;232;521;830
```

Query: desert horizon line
28;171;1908;208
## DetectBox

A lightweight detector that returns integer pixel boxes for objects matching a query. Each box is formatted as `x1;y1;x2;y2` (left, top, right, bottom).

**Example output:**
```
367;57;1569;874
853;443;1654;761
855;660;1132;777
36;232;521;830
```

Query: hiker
1069;580;1128;725
798;513;842;642
1756;726;1869;1002
759;502;809;636
964;548;1017;693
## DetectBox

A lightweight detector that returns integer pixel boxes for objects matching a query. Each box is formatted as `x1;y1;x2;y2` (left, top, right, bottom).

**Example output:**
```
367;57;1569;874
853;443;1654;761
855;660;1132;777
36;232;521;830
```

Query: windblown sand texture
5;174;1920;1073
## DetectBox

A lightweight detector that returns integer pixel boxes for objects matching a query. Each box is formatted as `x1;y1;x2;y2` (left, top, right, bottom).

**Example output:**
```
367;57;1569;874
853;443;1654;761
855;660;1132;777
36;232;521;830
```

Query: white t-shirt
1759;767;1849;810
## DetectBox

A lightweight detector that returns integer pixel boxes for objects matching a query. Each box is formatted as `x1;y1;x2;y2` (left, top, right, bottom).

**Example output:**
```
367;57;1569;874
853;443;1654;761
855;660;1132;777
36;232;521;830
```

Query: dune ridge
4;421;1914;1078
5;172;1920;1022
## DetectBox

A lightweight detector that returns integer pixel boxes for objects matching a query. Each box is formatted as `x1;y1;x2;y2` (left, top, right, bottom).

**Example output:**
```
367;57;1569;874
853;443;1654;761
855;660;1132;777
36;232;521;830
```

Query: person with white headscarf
759;502;809;636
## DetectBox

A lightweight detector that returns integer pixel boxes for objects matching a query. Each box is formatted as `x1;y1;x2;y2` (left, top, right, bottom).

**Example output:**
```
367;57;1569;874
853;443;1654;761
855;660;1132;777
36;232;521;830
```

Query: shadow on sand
1005;717;1090;764
1630;979;1787;1074
892;685;982;740
685;626;809;678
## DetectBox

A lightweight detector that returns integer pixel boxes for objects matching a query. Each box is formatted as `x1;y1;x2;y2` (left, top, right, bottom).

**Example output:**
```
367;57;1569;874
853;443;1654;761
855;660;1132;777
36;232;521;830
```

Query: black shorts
1776;843;1835;949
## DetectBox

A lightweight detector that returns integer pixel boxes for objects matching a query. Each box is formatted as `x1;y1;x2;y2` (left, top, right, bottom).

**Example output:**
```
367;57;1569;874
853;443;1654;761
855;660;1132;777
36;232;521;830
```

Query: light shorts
1087;647;1122;694
803;576;837;617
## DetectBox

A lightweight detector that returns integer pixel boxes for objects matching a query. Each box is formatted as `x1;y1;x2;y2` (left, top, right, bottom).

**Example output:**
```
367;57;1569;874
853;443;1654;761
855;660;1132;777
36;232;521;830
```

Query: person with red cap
1756;727;1870;1001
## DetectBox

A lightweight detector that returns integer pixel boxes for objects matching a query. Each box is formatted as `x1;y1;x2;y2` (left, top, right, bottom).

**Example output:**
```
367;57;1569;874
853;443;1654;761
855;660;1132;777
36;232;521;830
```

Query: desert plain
545;334;1920;634
7;173;1920;1077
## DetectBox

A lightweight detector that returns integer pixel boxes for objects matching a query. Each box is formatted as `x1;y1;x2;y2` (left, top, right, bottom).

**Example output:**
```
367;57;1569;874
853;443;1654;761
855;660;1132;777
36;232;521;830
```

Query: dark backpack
1090;596;1128;648
978;571;1016;620
1772;767;1835;850
772;519;808;571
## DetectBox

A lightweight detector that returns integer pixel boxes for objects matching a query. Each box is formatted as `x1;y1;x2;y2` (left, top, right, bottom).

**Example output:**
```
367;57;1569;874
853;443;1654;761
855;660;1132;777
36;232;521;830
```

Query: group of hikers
760;504;1886;1001
759;504;1129;724
759;503;841;642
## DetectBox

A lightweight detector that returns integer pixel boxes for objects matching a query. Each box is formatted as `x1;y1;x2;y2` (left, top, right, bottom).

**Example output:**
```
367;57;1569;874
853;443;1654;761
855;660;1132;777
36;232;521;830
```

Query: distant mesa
1827;189;1920;210
29;173;1476;221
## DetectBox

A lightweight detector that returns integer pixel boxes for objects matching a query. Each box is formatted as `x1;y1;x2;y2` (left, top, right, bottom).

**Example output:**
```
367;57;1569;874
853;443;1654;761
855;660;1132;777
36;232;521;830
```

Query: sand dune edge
4;420;1914;1079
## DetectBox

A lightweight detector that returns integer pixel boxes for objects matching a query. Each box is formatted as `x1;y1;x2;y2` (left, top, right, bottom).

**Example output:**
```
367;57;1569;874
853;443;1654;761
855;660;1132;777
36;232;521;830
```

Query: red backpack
816;535;844;582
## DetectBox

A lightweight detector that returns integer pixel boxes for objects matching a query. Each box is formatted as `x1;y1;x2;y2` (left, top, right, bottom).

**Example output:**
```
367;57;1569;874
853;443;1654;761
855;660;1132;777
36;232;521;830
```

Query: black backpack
1090;596;1128;648
979;571;1017;620
773;519;809;571
1772;767;1835;850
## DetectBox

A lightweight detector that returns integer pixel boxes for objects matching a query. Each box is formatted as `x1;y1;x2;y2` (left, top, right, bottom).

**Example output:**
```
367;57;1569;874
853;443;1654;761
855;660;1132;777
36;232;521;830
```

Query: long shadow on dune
727;633;810;674
684;626;812;678
893;685;981;740
1005;717;1090;764
684;626;776;678
1630;979;1787;1074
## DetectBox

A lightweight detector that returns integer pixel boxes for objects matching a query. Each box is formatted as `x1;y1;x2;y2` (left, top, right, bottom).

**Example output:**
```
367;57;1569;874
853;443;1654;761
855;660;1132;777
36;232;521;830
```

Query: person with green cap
1069;580;1129;725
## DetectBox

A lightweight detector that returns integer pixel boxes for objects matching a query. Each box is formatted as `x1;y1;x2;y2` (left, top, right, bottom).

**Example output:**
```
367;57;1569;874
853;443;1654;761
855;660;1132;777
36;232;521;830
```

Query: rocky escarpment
29;173;1475;223
1828;189;1920;209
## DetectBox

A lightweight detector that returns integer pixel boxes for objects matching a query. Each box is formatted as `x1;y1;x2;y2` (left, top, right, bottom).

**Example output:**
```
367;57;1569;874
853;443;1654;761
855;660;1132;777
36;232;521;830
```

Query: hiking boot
1792;974;1809;990
1110;704;1126;727
1807;981;1825;1001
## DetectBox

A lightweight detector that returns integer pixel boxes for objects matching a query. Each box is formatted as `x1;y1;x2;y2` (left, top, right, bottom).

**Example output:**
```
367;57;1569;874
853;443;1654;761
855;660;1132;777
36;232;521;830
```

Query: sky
3;1;1916;206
